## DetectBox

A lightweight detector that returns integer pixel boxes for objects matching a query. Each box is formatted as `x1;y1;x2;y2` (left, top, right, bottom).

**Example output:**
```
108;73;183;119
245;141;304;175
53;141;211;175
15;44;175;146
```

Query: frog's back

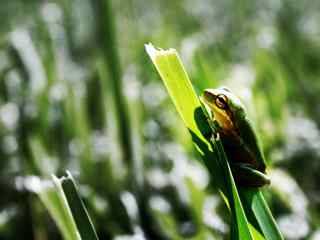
235;115;267;172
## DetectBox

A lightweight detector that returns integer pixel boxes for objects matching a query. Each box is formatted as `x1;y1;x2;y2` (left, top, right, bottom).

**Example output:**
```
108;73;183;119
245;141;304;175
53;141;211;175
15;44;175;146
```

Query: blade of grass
32;172;99;240
145;44;224;191
145;43;253;240
53;171;99;240
93;0;133;168
212;137;253;240
30;176;81;240
239;188;283;240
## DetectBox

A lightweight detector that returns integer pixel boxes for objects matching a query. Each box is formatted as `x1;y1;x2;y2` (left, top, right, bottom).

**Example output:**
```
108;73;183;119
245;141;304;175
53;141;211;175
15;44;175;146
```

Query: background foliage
0;0;320;239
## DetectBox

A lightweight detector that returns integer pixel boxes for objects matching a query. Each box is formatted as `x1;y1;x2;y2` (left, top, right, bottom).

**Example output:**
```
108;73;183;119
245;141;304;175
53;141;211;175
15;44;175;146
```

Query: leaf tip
51;174;61;186
145;43;157;61
145;42;178;62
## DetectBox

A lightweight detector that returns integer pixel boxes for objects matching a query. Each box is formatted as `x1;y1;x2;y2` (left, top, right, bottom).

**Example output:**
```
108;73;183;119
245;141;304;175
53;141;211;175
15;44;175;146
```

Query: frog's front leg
202;118;220;140
231;163;271;187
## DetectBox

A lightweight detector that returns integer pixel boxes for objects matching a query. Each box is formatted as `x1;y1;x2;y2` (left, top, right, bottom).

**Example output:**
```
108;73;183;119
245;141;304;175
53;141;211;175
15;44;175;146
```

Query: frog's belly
225;146;256;165
221;137;259;168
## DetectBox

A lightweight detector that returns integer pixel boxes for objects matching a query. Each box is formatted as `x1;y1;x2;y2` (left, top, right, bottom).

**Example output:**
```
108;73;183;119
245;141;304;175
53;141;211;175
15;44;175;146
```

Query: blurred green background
0;0;320;239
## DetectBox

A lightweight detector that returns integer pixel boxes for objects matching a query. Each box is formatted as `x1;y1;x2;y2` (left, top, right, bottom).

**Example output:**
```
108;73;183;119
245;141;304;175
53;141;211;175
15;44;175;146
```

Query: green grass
0;1;319;239
36;172;98;240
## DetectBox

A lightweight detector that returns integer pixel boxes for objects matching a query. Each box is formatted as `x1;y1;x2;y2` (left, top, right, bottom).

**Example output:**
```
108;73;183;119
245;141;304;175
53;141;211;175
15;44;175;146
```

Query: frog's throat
211;107;235;133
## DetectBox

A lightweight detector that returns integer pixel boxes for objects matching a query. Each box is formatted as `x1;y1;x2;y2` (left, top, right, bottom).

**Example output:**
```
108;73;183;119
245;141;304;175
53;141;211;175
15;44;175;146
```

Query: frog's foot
203;119;221;140
201;118;216;140
231;163;271;188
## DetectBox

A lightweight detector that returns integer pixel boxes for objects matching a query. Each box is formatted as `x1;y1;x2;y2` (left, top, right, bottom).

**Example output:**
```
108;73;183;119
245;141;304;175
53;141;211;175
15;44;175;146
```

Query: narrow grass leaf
240;188;284;240
54;171;99;240
145;43;253;240
212;138;253;239
31;176;80;240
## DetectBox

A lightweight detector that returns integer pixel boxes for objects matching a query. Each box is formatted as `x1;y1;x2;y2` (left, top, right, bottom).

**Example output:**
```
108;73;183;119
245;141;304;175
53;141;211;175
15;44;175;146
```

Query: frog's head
201;87;245;132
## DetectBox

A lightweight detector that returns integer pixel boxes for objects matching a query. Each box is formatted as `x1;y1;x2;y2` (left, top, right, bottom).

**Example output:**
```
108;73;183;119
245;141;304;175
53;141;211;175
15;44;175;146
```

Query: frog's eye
215;94;228;109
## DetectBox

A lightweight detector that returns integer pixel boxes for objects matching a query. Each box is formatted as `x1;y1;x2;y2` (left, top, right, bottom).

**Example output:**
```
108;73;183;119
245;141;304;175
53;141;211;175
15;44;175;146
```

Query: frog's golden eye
215;94;228;109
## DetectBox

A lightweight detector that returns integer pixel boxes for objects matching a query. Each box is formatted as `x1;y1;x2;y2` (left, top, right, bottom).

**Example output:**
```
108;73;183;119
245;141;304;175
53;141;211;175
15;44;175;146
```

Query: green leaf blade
145;43;254;240
240;189;283;240
56;171;99;240
146;45;204;140
32;176;81;240
34;172;99;240
213;138;254;240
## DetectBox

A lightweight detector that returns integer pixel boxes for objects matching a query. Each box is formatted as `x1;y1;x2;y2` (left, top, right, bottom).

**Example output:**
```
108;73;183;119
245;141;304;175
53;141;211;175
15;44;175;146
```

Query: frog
201;87;270;187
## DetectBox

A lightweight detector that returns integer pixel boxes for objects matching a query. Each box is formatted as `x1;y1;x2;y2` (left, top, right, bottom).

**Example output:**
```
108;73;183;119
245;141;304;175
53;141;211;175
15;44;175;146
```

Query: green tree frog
201;87;270;187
